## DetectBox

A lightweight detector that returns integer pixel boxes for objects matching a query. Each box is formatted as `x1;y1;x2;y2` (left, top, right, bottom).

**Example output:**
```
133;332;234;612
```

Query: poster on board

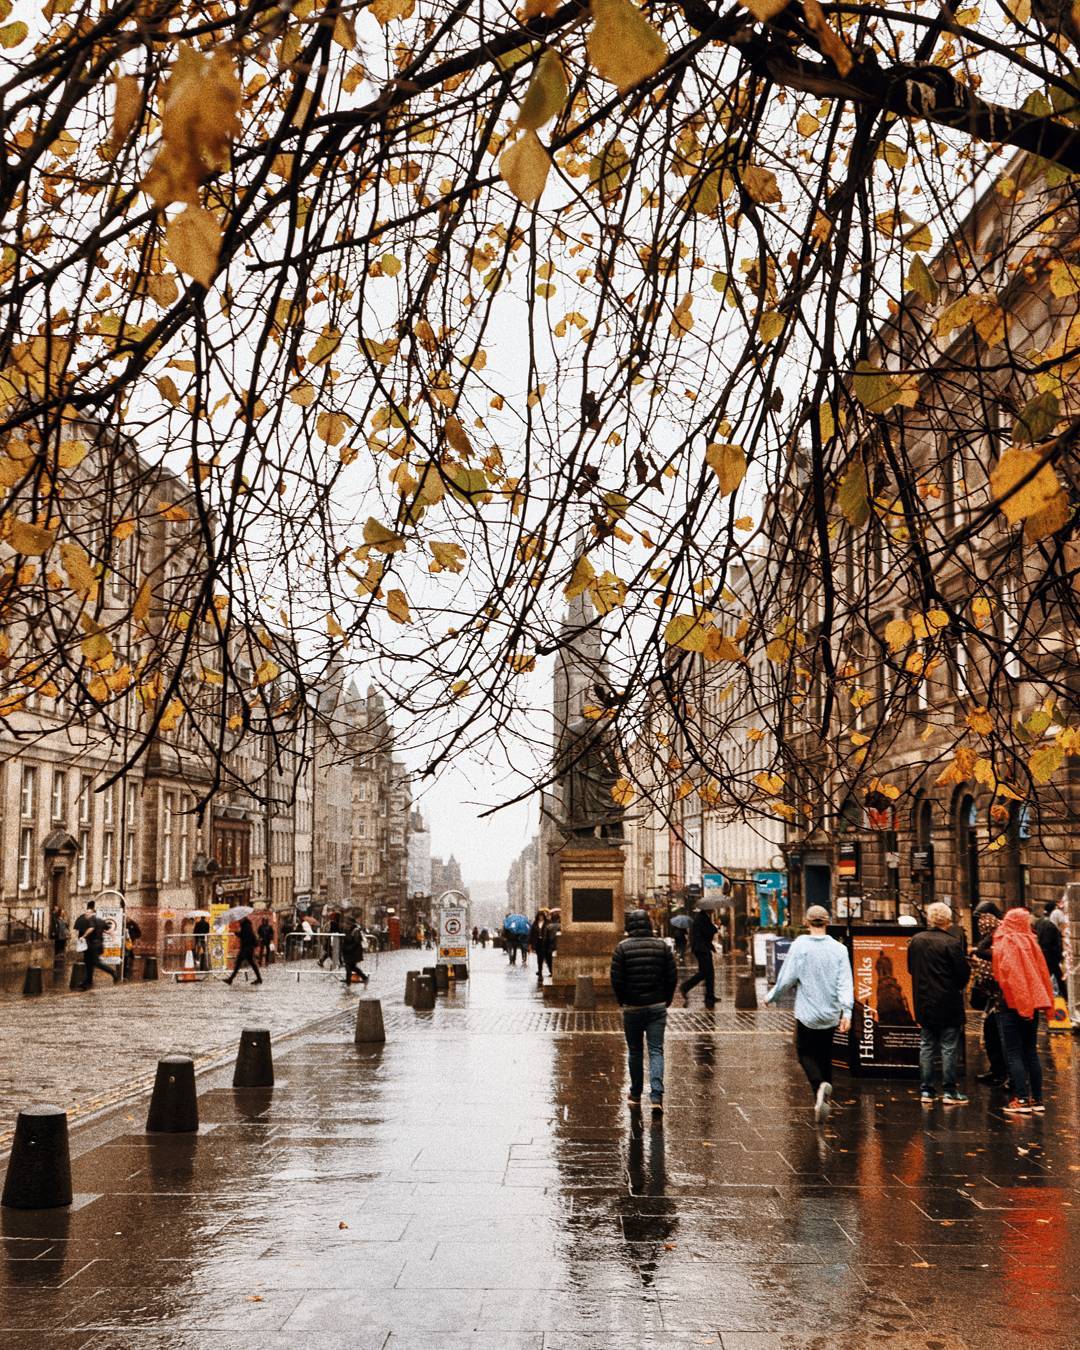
831;926;923;1076
437;904;469;966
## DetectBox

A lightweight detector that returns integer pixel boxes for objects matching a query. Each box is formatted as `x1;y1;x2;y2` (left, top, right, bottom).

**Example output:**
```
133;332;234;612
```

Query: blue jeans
919;1024;961;1094
623;1005;667;1103
998;1008;1043;1102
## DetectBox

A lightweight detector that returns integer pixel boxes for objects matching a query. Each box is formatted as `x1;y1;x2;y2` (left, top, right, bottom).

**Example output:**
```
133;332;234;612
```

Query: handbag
75;937;87;953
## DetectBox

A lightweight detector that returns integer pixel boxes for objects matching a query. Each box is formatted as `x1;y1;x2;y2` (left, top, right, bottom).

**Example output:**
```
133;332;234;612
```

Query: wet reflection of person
623;1116;678;1281
224;917;263;986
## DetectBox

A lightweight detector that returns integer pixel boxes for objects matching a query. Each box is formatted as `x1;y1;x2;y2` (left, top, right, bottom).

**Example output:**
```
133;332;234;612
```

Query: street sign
437;902;469;965
837;842;860;881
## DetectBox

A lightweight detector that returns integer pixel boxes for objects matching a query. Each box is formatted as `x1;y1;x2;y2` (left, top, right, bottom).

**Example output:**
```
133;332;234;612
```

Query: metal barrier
162;931;230;981
280;931;379;981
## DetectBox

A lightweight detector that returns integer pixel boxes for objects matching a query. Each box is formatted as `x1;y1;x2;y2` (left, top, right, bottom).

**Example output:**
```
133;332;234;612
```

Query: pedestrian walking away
75;902;120;990
611;909;678;1112
993;907;1054;1114
256;916;274;965
680;907;718;1007
192;914;211;971
341;920;369;988
969;902;1008;1088
1034;905;1065;998
907;902;971;1105
766;905;853;1123
224;916;263;986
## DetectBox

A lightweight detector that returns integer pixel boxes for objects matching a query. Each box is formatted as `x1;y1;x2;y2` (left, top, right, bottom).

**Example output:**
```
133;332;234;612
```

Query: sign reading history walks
832;925;922;1076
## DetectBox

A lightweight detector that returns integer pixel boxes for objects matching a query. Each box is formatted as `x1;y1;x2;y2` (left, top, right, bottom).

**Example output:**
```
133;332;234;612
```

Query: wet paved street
2;946;1080;1348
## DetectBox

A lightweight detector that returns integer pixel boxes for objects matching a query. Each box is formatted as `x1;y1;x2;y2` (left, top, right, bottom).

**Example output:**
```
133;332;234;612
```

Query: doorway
805;864;832;913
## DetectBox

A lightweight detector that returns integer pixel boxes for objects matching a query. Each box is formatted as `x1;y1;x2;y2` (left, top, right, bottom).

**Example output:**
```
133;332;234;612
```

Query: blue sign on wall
754;870;787;926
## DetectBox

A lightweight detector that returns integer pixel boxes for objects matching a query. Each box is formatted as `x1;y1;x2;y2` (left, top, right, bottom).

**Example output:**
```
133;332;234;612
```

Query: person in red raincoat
992;907;1054;1115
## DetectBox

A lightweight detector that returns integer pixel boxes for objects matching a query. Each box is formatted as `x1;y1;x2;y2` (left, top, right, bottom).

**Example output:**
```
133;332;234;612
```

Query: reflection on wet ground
2;947;1078;1347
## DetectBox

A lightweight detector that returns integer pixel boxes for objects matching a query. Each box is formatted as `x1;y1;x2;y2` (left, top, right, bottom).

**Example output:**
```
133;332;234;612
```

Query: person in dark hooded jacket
611;910;678;1112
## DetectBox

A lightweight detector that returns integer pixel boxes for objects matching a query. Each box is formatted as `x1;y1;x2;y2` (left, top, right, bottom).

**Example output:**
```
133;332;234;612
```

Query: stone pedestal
546;844;625;1004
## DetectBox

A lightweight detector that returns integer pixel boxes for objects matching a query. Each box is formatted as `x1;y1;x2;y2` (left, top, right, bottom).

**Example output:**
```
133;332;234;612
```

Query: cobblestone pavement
0;946;407;1148
2;947;1080;1348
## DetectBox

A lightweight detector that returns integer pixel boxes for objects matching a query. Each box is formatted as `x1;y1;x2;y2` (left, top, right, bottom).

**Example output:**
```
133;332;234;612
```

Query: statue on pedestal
554;713;625;844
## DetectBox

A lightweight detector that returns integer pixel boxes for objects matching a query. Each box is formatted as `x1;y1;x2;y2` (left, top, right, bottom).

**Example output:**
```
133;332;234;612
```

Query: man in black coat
1034;908;1065;996
611;910;678;1112
224;916;263;985
680;906;718;1008
907;901;970;1104
341;921;369;988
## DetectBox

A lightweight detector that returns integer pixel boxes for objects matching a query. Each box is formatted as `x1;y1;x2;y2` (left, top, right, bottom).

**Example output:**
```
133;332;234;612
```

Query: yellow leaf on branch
253;659;280;686
104;74;141;160
363;518;406;554
385;589;411;624
803;0;853;75
500;131;550;206
516;49;568;130
611;777;636;807
705;443;746;496
142;46;241;209
884;618;912;652
587;0;669;93
429;541;466;573
989;448;1064;529
165;205;222;288
742;165;782;204
8;520;55;556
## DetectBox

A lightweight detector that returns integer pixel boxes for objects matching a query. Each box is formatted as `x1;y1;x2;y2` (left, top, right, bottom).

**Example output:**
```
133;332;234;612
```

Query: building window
51;769;67;822
18;827;34;891
126;831;137;886
179;821;189;882
77;829;90;887
78;773;93;824
103;782;116;827
952;631;968;699
102;831;115;887
162;791;174;883
126;783;138;830
1002;583;1020;679
20;765;36;818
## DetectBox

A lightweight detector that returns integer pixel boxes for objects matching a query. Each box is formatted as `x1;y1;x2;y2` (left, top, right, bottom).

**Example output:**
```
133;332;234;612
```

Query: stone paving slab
1;948;1079;1347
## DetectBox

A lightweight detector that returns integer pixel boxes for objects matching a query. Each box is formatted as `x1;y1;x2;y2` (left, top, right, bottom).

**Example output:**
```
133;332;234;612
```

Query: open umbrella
670;913;691;930
219;904;254;924
504;913;530;936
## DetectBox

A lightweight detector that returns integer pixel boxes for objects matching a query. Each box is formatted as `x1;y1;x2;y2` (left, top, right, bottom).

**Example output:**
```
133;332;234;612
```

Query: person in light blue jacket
766;905;854;1122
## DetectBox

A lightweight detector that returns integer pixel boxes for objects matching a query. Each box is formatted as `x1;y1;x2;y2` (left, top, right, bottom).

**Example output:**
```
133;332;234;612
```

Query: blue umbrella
670;914;691;930
504;913;530;936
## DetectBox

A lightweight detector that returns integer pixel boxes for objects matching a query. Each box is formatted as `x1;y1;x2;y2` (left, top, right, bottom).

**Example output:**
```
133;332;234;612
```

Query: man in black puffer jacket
611;910;679;1113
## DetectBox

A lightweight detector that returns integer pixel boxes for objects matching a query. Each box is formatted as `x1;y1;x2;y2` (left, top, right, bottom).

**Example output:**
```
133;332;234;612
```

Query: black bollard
68;962;85;991
354;999;386;1044
422;965;437;984
404;970;418;1006
146;1056;198;1133
453;963;468;982
434;963;449;993
232;1029;274;1088
735;972;758;1010
22;967;43;997
1;1106;72;1210
413;974;435;1011
143;955;159;981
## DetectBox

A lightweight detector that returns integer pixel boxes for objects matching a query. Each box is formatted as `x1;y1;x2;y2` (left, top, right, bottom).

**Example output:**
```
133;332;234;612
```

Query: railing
0;907;48;946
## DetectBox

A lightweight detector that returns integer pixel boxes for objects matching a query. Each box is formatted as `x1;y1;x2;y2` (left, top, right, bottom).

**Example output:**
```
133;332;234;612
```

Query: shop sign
837;842;860;881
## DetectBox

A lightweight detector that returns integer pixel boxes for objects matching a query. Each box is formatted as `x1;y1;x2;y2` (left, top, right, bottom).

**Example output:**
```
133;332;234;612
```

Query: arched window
957;794;980;912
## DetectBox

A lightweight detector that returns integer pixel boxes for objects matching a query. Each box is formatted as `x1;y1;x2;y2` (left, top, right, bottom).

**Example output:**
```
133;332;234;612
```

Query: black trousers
343;959;367;985
82;946;118;987
795;1020;836;1093
228;950;261;982
681;951;715;1003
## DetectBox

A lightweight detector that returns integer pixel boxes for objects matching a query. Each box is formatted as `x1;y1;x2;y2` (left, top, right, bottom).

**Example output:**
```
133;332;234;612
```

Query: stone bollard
22;967;43;997
453;963;469;982
1;1106;72;1210
404;970;418;1006
233;1028;274;1088
735;972;758;1010
354;998;386;1044
413;974;435;1011
434;963;449;993
143;955;159;981
422;965;437;984
146;1056;199;1133
68;962;85;991
574;975;596;1010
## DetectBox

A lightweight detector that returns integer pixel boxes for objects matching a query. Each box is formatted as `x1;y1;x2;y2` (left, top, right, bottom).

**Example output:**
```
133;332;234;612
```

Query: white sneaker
814;1082;832;1123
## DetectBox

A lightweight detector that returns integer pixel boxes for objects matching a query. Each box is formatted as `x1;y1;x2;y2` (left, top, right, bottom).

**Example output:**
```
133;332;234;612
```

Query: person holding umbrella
680;905;718;1008
503;912;530;966
224;908;263;986
670;912;690;964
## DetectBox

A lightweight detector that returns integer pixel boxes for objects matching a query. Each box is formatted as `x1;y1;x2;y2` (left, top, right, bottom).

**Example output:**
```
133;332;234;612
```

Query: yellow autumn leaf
989;448;1063;526
385;589;411;624
316;411;350;446
59;542;98;600
507;652;536;673
253;659;280;686
733;516;754;531
451;679;469;698
587;0;669;93
104;74;141;160
705;443;746;496
565;554;596;600
967;706;993;736
371;0;415;23
164;205;222;289
363;518;406;554
8;520;56;556
754;771;785;795
611;777;636;807
884;618;912;652
742;165;782;204
664;614;710;653
429;541;466;573
517;49;568;130
327;614;347;640
132;577;152;625
803;0;853;75
500;131;550;207
852;361;919;412
0;20;28;47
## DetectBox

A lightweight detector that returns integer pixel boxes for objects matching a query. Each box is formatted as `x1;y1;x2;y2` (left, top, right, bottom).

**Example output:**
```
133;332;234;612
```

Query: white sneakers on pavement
814;1082;832;1123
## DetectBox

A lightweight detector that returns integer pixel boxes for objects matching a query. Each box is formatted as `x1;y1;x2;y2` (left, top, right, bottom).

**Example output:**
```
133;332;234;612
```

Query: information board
437;904;469;965
831;925;922;1076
